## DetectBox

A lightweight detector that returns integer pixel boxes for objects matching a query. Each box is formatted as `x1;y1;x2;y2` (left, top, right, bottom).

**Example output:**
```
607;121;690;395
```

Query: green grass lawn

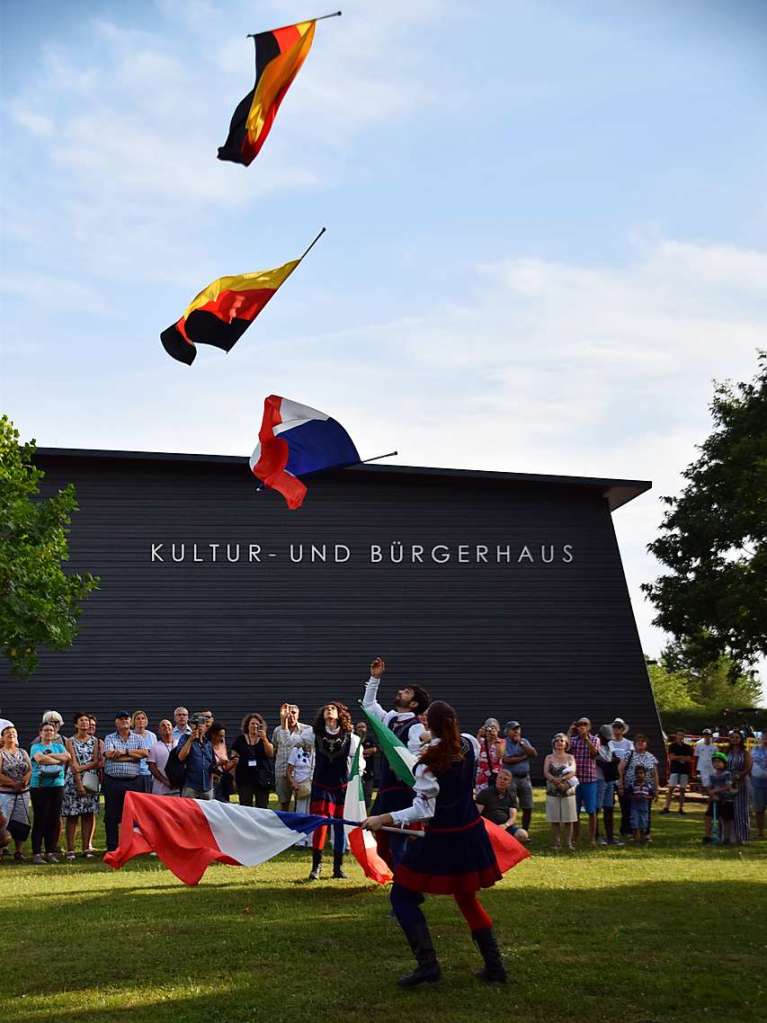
1;792;764;1023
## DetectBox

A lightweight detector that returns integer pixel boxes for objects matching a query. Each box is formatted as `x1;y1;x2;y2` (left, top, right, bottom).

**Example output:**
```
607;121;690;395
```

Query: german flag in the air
217;19;317;166
160;262;298;365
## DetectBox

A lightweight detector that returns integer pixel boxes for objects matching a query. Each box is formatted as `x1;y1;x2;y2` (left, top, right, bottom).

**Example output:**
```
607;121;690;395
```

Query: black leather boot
308;850;322;880
332;848;347;879
397;920;442;988
472;927;507;983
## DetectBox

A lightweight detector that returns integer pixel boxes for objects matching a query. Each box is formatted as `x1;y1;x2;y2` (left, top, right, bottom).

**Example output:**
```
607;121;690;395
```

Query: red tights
453;892;492;931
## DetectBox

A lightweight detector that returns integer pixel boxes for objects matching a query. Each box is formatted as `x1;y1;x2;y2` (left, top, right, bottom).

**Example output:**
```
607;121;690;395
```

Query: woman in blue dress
365;701;507;987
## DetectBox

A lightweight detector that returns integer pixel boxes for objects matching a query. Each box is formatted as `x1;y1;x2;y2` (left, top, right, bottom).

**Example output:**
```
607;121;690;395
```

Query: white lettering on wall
149;541;578;567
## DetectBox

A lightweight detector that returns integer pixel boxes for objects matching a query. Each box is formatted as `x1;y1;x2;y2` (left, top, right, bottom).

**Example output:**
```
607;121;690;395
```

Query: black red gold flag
217;20;316;166
160;262;299;365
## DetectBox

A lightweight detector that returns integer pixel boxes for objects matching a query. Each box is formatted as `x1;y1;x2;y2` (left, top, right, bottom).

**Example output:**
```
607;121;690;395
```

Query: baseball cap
115;710;131;719
711;752;728;765
505;720;521;730
702;728;712;735
612;717;628;728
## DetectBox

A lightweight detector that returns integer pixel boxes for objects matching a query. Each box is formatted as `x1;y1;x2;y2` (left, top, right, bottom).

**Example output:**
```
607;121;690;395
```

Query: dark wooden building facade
1;449;662;770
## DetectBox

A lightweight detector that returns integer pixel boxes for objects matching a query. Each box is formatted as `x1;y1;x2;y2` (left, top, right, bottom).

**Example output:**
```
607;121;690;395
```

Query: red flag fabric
482;817;531;872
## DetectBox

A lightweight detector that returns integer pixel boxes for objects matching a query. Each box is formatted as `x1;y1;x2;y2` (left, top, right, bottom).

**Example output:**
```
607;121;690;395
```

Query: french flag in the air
249;395;360;509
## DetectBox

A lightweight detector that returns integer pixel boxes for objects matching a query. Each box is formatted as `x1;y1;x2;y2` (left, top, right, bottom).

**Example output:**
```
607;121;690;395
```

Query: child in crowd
287;738;314;846
627;764;654;843
703;751;736;845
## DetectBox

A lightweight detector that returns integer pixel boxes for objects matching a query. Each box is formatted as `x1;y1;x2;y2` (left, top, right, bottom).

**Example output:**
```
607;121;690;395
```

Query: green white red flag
359;704;418;786
343;741;393;884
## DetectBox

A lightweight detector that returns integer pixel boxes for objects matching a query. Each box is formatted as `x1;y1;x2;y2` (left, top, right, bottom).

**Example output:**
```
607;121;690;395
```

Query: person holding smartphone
176;711;216;799
231;714;275;808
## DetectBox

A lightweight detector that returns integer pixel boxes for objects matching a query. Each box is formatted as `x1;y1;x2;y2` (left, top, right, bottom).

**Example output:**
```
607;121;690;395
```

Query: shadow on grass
2;876;765;1023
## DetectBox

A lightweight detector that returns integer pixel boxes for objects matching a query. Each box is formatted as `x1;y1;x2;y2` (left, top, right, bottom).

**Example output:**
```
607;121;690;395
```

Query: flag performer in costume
361;657;429;867
308;701;360;881
365;701;514;987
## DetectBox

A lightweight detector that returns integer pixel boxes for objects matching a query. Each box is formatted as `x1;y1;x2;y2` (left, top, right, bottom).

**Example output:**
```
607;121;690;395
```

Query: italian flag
360;704;417;786
343;741;393;884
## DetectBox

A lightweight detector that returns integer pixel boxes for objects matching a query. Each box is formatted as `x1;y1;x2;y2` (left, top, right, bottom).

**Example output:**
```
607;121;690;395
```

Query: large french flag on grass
105;793;339;886
250;395;360;509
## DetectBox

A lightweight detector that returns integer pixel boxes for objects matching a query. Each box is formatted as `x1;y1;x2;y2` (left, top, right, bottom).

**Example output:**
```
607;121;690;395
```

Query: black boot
308;850;322;880
397;920;441;988
472;927;507;983
332;848;347;879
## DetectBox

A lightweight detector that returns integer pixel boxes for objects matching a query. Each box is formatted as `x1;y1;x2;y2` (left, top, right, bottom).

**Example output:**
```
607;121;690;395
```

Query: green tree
0;416;98;677
642;352;767;673
647;647;761;715
645;658;700;713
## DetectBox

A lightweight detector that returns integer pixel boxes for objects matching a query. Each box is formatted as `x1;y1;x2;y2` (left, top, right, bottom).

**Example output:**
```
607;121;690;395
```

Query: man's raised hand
370;657;385;678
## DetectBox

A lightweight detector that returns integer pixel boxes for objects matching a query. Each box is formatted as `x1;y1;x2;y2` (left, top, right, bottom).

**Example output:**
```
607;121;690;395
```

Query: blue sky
1;0;766;679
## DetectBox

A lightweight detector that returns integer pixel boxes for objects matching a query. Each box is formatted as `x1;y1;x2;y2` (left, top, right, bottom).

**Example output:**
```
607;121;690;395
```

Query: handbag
81;770;100;794
39;763;62;777
255;759;275;790
7;793;31;842
295;779;312;799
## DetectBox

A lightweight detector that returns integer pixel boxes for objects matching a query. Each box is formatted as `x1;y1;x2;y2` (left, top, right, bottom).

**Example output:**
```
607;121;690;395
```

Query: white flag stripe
276;397;330;426
200;803;306;866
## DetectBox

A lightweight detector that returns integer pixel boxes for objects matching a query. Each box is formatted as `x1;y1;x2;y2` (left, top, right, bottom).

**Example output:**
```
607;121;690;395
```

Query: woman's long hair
313;701;353;735
419;701;463;775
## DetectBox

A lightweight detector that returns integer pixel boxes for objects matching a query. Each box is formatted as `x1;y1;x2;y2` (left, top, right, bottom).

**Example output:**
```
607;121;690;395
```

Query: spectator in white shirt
694;730;718;791
171;707;191;746
148;720;179;796
272;704;312;811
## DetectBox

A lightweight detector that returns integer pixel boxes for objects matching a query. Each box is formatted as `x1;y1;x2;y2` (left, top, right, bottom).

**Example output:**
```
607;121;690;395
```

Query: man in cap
102;711;147;851
568;717;601;847
694;729;718;793
502;721;537;832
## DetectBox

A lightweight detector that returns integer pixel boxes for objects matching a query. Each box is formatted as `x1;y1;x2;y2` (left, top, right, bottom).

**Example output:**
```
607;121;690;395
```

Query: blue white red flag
105;792;342;885
249;395;360;509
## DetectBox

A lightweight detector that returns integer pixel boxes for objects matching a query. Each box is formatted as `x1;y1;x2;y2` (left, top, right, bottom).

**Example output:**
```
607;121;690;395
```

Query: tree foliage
647;647;762;715
0;416;99;678
642;352;767;672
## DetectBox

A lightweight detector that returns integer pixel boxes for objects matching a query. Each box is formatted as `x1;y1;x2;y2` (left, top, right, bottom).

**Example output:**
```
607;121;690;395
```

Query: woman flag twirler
364;701;529;987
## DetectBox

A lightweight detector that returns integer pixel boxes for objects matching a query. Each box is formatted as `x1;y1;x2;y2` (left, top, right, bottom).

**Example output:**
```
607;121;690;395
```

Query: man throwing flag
362;657;430;868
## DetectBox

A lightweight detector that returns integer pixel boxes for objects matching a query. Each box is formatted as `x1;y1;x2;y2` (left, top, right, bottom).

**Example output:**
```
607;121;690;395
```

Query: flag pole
271;227;325;294
247;11;342;37
231;230;326;358
377;825;424;838
328;816;425;838
298;226;326;262
360;451;398;464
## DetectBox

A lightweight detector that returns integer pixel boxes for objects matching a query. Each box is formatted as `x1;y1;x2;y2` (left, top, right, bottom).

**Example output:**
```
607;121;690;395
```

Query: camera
190;713;206;727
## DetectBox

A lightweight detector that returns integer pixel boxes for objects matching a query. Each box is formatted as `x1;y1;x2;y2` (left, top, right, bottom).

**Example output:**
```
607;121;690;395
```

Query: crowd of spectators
0;701;764;863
